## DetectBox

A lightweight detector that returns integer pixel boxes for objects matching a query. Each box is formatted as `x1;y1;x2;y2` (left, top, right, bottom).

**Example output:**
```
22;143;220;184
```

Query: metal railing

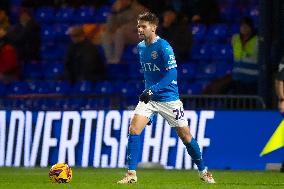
0;94;266;110
181;95;266;110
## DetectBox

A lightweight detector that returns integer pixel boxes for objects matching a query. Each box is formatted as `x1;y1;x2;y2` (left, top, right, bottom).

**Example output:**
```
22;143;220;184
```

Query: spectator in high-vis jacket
230;16;259;94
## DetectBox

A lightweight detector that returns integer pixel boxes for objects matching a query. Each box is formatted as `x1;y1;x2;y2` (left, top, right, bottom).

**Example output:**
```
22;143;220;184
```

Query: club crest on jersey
151;51;158;59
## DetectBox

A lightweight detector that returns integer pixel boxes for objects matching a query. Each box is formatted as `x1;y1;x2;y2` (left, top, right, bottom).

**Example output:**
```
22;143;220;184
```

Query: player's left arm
149;43;177;93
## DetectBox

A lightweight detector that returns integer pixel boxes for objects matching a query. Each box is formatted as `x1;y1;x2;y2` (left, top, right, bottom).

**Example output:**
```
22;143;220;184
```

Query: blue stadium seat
85;99;98;109
22;62;43;80
73;6;95;23
211;44;233;61
53;24;69;42
48;81;71;94
191;24;206;44
191;44;212;60
26;81;52;94
107;64;128;79
36;7;55;23
41;25;56;41
219;6;241;23
94;81;115;108
206;24;228;42
124;80;144;98
55;7;75;23
94;6;111;23
229;24;239;36
122;45;139;62
0;82;7;96
245;6;259;26
196;62;218;79
94;81;114;95
179;81;203;95
7;81;30;95
177;63;197;80
215;61;233;77
41;43;65;61
128;62;143;79
42;62;64;80
73;81;95;95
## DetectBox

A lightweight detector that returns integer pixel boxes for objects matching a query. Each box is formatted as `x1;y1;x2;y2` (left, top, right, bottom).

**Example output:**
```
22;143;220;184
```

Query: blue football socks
184;138;205;171
127;134;140;171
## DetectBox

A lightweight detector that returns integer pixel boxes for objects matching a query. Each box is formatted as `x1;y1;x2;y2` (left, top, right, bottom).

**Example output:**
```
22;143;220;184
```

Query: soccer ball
49;163;72;183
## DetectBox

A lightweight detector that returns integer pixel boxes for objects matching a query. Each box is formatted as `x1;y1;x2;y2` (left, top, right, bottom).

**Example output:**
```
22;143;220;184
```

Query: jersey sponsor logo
168;55;176;65
151;51;158;59
142;62;161;72
171;80;177;85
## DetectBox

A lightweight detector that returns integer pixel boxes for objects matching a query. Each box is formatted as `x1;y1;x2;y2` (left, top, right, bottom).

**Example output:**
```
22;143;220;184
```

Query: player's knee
178;131;192;143
129;125;141;135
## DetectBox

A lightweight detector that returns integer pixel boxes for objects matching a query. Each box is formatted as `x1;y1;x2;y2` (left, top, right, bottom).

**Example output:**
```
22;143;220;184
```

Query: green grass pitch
0;168;283;189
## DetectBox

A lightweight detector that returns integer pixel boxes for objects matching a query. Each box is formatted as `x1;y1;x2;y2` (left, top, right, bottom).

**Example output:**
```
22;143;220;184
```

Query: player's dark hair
137;12;159;26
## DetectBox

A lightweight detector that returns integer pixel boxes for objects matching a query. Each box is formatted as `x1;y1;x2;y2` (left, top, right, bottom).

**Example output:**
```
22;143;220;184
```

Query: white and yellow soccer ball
49;163;72;183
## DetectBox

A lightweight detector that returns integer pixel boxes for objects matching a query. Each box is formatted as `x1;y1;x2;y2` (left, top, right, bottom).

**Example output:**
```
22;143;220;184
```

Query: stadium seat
215;61;233;77
121;45;139;62
128;62;143;79
191;24;207;44
22;62;43;80
48;81;72;94
41;25;56;41
0;82;7;96
211;44;233;61
107;64;128;79
42;62;64;80
94;81;116;108
85;99;99;109
229;24;239;36
93;6;111;23
196;62;218;79
219;5;241;23
55;7;75;23
7;81;30;95
206;24;229;42
177;62;197;80
72;81;95;95
36;7;55;23
179;81;203;95
73;6;95;23
191;44;212;60
53;24;69;42
26;81;52;94
94;81;114;95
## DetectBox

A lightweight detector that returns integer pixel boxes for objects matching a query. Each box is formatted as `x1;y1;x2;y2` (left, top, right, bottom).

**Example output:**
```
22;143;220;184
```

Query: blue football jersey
137;36;179;102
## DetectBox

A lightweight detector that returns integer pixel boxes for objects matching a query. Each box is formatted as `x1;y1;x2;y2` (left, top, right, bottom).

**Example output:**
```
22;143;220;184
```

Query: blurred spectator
0;1;9;14
158;9;192;62
275;56;284;113
101;0;147;64
8;7;41;63
229;16;259;95
274;56;284;173
0;27;19;83
190;0;220;25
0;9;10;31
64;25;105;83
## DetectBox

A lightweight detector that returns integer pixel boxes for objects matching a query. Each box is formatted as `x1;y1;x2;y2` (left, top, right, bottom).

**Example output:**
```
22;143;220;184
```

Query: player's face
137;20;156;40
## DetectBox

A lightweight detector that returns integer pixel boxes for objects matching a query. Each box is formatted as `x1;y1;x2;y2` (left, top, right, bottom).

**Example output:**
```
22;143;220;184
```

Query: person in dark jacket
8;7;41;63
64;25;105;83
0;27;19;82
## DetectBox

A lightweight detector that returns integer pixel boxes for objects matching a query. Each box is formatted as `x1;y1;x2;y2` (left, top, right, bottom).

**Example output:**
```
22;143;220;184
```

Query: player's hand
139;89;153;104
